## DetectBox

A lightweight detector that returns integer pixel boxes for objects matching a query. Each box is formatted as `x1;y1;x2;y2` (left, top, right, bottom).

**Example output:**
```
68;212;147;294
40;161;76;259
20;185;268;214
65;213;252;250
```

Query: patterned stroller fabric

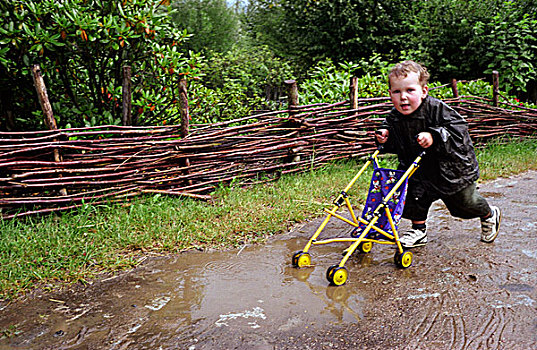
352;167;408;238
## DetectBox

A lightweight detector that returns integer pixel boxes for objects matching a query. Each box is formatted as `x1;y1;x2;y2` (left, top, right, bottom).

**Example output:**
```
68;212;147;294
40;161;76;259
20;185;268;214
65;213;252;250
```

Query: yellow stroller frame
291;148;425;286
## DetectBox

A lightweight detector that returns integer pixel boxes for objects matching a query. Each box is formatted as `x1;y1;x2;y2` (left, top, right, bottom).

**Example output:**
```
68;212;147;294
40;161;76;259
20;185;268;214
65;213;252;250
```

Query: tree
244;0;410;68
398;0;505;81
0;0;200;130
171;0;241;54
470;2;537;100
244;0;537;101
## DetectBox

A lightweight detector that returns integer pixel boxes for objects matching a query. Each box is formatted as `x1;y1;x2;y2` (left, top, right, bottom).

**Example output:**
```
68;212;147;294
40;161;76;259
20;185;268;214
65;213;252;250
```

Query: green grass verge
0;137;536;300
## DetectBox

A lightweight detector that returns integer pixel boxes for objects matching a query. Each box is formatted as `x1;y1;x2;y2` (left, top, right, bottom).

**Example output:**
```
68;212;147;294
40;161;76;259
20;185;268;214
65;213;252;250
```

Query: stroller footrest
313;238;360;245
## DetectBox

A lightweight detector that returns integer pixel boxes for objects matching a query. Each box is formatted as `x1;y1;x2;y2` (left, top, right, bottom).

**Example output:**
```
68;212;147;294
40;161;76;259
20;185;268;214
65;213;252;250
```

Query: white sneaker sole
400;238;428;249
482;207;502;243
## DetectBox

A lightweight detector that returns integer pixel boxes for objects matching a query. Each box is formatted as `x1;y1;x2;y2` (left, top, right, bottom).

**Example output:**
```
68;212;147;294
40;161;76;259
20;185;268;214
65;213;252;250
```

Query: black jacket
380;95;479;195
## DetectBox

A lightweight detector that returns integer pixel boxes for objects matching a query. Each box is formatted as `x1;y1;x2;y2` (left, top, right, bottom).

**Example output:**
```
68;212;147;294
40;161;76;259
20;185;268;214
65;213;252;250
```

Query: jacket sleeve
427;101;473;156
377;115;397;154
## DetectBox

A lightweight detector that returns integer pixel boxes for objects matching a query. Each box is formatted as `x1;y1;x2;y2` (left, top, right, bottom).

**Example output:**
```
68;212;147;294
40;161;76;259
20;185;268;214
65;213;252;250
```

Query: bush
171;0;240;54
475;11;537;97
299;57;389;105
187;45;294;123
0;0;200;130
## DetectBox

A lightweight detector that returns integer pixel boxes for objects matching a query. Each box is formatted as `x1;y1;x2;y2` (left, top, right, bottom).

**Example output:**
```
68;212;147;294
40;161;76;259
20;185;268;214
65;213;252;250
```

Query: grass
475;138;537;180
0;137;536;300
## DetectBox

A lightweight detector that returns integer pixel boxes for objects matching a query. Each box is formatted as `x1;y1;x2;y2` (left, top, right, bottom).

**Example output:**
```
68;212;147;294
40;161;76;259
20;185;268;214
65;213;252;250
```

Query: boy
375;60;501;248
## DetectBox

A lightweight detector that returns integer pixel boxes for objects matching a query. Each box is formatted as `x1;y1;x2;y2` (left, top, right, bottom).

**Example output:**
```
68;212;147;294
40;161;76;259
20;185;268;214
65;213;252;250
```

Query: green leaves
298;56;391;105
478;8;537;96
184;44;293;124
0;0;199;129
244;0;536;102
171;0;240;54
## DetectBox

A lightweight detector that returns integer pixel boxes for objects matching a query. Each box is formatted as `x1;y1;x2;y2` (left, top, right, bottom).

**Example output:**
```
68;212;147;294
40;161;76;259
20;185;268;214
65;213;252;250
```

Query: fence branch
1;92;535;219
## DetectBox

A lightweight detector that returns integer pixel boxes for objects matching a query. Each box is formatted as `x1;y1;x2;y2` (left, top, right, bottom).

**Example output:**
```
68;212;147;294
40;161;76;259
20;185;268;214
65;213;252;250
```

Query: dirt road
0;170;536;349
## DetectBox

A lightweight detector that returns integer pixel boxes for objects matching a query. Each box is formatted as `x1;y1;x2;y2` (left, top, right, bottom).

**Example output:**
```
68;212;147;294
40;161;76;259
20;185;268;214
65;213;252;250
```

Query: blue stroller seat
353;167;408;239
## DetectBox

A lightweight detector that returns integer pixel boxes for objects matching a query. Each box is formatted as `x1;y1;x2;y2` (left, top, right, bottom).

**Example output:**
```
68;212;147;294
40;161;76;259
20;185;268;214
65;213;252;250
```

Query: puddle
0;228;381;348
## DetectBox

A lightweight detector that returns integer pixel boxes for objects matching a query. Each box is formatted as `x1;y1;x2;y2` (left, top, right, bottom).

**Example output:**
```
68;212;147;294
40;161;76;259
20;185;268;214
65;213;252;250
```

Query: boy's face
389;71;428;115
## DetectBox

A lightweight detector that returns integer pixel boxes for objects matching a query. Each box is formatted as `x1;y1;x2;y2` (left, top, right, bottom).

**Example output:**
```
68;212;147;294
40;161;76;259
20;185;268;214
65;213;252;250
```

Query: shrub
0;0;200;130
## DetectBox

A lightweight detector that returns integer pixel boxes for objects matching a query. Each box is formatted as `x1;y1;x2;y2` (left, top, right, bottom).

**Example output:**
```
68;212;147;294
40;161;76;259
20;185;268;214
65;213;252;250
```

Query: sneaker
481;206;501;243
399;228;428;248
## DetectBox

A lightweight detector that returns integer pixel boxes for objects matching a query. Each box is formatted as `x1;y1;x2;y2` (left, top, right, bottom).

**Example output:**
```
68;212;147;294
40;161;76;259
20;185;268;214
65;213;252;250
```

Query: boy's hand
416;132;433;148
375;129;389;144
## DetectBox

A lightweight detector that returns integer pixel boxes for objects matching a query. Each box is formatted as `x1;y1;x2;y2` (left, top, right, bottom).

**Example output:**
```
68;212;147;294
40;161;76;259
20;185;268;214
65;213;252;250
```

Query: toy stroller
291;147;425;286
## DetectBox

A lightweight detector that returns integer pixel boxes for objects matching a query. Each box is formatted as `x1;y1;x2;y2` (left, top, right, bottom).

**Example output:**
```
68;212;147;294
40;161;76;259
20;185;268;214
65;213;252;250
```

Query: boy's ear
421;85;429;98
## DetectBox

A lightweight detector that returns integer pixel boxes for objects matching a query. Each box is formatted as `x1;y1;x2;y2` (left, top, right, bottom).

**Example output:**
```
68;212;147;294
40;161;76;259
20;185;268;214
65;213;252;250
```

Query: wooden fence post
284;79;298;117
179;77;189;138
451;78;459;98
31;64;67;196
122;66;132;126
492;71;499;107
32;65;57;131
284;79;302;163
349;76;359;109
178;77;192;185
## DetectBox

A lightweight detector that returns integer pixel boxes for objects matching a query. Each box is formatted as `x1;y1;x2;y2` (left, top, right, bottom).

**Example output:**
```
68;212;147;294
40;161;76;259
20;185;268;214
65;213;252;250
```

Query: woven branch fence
1;95;536;219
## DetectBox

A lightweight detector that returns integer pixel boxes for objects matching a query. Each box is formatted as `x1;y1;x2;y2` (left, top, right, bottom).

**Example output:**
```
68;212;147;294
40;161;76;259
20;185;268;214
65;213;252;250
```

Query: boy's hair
388;60;430;88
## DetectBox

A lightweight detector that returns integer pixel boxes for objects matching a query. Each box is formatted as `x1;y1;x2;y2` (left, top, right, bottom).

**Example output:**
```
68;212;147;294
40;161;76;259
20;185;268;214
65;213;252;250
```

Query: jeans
402;182;491;222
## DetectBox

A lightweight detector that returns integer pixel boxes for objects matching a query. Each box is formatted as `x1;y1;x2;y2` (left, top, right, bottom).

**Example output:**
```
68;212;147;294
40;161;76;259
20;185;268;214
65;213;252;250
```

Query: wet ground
0;170;536;350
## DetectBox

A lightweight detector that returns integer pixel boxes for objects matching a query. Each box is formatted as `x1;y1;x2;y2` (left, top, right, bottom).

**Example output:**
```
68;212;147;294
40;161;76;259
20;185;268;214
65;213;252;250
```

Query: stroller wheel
326;265;337;280
394;251;413;269
292;251;311;268
327;266;348;286
358;241;373;253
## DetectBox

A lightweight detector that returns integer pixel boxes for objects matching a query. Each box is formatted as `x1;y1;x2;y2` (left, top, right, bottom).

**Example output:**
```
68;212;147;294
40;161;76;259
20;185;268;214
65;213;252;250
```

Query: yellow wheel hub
296;252;311;267
395;251;413;269
400;251;412;267
328;266;348;286
360;241;373;253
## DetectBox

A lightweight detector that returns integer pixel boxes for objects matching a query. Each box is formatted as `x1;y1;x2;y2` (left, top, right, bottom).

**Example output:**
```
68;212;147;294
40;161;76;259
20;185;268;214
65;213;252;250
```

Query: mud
0;171;536;350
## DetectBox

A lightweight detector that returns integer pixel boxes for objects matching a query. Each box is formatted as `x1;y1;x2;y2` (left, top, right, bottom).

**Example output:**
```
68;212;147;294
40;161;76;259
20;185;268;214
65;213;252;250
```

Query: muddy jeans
402;182;491;222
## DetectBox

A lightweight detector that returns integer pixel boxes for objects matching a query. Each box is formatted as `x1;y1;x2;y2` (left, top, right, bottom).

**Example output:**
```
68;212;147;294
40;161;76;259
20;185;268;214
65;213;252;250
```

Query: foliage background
0;0;200;129
0;0;536;131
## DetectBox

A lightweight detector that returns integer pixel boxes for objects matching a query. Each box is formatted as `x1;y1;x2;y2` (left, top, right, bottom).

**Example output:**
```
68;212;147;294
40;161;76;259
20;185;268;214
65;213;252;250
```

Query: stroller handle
375;144;425;157
375;133;427;156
